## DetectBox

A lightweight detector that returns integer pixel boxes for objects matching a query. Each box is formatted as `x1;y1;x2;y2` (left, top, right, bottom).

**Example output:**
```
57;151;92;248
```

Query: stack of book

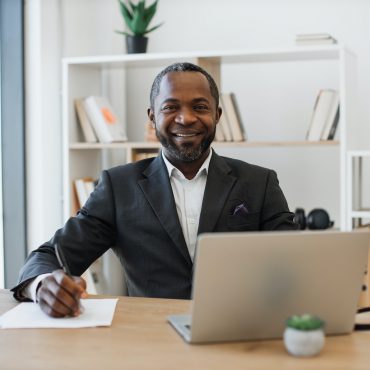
306;89;340;141
295;33;337;45
75;96;127;143
215;92;246;142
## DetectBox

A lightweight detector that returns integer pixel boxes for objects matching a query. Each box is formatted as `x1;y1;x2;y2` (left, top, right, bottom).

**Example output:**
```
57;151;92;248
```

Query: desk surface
1;290;370;370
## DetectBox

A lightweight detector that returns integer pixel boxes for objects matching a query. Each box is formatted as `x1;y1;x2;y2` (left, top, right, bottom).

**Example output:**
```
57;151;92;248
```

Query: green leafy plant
286;314;325;331
116;0;163;37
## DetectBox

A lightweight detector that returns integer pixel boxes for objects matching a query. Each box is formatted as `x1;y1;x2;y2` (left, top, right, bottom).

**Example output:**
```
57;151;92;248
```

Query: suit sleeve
260;170;299;231
11;170;117;299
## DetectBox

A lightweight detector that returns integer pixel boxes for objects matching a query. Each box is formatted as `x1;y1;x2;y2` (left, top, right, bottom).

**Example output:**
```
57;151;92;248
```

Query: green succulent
116;0;163;37
286;314;325;331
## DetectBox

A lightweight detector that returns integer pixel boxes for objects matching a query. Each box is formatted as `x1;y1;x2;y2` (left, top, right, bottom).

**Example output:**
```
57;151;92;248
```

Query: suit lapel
138;156;192;266
198;152;237;234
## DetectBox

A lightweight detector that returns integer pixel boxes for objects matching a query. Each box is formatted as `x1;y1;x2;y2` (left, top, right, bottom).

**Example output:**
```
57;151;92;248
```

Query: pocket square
232;203;249;215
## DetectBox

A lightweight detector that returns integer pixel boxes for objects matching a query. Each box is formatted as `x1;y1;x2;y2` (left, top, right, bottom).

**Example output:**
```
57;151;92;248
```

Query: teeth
175;133;197;137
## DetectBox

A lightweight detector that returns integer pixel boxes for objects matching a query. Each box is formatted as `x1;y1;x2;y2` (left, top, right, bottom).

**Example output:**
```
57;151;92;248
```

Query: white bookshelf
347;150;370;229
62;45;356;230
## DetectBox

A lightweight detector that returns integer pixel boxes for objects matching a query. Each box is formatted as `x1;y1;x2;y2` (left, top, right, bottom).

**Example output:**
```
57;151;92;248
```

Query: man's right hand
36;269;87;318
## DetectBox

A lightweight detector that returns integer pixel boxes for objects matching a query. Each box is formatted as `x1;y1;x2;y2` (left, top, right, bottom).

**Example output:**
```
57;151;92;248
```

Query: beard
155;127;215;162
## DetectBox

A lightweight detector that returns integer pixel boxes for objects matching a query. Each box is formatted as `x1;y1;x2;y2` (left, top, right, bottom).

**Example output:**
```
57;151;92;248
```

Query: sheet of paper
0;298;118;329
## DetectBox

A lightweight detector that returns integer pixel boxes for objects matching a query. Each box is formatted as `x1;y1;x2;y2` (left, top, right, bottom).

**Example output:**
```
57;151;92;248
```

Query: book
133;151;158;162
230;92;247;141
321;91;340;140
215;124;225;142
221;93;245;142
218;97;233;141
83;96;127;143
296;33;337;45
74;99;97;143
306;89;337;141
74;178;89;209
145;121;158;142
74;177;96;209
214;119;226;142
84;179;96;196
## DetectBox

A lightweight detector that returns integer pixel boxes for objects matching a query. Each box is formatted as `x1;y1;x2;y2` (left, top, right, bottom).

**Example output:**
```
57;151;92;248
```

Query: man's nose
175;107;197;125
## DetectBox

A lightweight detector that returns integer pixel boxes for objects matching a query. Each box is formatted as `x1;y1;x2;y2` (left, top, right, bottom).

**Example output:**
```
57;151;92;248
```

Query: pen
55;243;72;276
55;243;85;314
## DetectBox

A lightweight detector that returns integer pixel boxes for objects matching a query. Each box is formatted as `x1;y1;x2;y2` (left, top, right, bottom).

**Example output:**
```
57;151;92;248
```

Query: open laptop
168;230;370;343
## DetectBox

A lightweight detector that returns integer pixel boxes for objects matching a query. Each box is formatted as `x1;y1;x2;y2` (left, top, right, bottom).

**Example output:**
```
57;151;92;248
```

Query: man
12;62;297;317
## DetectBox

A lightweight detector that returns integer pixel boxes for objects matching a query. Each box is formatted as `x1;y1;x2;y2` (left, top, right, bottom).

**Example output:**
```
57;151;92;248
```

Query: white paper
0;299;118;329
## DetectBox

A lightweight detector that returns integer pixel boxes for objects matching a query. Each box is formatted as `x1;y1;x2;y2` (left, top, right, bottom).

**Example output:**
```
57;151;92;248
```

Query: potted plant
283;314;325;357
116;0;163;54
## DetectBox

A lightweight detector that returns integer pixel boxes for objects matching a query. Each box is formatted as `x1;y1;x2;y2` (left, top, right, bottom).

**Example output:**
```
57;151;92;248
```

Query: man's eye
194;105;209;111
161;105;177;112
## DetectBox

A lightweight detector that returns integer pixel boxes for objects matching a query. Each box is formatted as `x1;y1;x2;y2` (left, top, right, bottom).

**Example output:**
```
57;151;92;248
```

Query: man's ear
147;108;155;128
215;106;222;124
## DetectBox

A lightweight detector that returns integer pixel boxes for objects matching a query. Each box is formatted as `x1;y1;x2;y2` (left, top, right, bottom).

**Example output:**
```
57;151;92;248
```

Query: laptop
168;230;370;343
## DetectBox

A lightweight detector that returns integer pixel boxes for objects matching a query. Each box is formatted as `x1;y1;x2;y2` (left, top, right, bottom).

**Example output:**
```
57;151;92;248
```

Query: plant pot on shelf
126;35;148;54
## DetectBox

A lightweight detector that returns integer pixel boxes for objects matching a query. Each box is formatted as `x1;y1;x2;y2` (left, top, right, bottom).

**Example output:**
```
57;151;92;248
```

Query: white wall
25;0;63;250
26;0;370;250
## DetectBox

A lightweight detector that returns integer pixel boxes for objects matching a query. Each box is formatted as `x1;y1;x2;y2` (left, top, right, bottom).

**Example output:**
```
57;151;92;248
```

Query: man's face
148;71;220;163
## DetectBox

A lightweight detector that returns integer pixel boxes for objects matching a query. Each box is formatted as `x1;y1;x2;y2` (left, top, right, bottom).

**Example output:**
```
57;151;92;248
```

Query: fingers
37;270;86;318
72;276;88;298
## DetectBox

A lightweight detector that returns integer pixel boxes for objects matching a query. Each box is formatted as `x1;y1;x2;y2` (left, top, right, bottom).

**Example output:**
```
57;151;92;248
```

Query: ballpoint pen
55;243;85;314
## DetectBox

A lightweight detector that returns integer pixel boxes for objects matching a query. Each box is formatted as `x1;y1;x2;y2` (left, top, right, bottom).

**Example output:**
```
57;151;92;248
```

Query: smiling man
149;67;219;178
12;62;298;318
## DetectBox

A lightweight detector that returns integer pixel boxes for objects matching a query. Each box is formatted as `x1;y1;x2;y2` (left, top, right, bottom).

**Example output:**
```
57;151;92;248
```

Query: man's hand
36;269;87;318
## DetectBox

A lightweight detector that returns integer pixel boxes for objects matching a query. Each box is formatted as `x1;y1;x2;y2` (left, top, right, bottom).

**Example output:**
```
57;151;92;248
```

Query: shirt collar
162;148;213;180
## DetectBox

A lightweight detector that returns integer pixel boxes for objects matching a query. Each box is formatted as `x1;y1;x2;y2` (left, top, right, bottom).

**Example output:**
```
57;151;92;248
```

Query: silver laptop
168;230;370;343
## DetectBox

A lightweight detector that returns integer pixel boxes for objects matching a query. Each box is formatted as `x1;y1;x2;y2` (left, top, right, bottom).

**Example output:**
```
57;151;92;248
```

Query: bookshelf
62;46;356;293
62;45;355;228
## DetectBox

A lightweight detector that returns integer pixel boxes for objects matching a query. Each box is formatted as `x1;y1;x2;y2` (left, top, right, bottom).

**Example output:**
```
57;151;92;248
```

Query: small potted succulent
116;0;163;54
284;314;325;357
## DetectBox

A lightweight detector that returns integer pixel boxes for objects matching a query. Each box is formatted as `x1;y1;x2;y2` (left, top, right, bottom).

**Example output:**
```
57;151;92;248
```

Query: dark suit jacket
12;152;297;299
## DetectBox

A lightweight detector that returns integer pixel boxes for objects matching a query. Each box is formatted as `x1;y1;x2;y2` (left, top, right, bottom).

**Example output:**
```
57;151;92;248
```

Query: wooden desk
1;289;370;370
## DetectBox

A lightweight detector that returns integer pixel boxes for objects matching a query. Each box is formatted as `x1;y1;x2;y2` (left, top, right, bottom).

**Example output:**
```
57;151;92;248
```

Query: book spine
321;92;339;140
219;95;234;141
222;93;244;142
74;179;89;208
83;97;112;143
230;93;246;141
306;90;334;141
74;99;97;143
327;107;340;140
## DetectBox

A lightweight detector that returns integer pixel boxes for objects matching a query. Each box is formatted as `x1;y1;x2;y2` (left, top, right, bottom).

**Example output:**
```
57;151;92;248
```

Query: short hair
150;62;219;109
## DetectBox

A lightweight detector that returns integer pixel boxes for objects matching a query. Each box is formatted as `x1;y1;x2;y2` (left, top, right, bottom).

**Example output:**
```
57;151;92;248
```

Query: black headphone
294;208;334;230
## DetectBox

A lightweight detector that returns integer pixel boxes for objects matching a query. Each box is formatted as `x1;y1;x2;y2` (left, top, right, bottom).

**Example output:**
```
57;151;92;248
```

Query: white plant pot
283;327;325;357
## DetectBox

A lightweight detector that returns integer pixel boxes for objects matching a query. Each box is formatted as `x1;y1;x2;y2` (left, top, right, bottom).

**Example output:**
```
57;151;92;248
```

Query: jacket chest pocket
227;211;260;231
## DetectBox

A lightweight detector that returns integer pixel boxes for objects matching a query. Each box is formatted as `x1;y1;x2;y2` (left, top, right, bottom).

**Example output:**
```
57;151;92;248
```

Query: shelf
350;211;370;218
213;140;339;148
69;140;340;150
348;150;370;158
62;45;343;69
69;142;161;150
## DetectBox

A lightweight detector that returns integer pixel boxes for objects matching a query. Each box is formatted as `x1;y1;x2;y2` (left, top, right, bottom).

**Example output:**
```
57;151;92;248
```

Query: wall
26;0;370;251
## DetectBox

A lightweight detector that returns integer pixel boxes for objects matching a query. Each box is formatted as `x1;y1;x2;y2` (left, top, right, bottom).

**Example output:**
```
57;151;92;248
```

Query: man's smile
172;132;201;138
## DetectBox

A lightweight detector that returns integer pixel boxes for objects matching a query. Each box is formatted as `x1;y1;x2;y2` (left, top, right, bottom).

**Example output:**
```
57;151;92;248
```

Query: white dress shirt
161;149;212;261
